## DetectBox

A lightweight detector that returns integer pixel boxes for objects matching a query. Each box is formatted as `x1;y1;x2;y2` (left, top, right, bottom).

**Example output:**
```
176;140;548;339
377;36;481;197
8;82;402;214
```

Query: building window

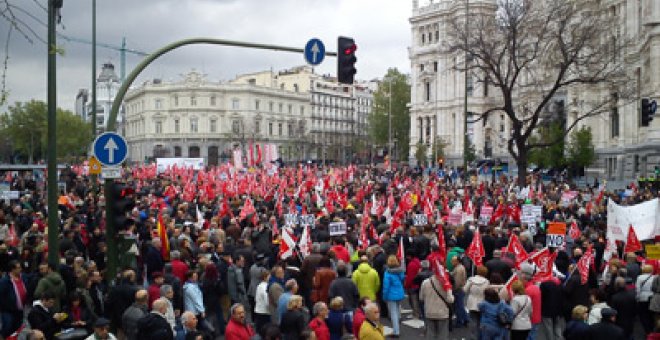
269;122;273;136
255;120;261;134
435;30;439;42
174;146;182;157
300;106;305;115
288;104;293;114
293;84;299;92
420;64;424;72
434;61;438;72
210;96;216;106
269;102;274;112
155;99;162;109
279;103;283;113
174;95;178;106
288;123;293;136
190;118;198;133
425;82;431;102
278;123;283;136
210;119;217;133
611;93;619;138
232;99;240;109
232;120;240;134
255;100;260;110
421;32;425;45
467;75;474;96
174;119;180;133
191;96;197;106
155;121;162;134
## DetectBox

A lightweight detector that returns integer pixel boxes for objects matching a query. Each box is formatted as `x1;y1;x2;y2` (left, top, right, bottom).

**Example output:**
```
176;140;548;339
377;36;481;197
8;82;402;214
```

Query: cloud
1;0;411;111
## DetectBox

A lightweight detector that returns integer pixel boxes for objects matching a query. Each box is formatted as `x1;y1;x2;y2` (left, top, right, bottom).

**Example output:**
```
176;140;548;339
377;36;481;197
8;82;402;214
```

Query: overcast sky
1;0;413;112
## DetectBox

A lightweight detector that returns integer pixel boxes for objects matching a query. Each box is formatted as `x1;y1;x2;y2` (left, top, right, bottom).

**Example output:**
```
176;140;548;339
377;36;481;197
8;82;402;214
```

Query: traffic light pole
47;0;60;267
102;37;338;280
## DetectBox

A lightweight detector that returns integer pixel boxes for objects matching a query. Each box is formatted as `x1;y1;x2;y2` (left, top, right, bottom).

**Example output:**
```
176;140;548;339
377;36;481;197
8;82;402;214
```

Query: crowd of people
0;163;659;340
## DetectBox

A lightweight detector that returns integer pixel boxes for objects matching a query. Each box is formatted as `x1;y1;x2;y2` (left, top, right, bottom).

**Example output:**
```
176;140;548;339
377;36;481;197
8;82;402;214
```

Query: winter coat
228;264;247;304
382;267;405;302
419;276;454;320
358;320;385;340
510;294;533;331
121;303;148;340
328;277;359;310
280;309;306;340
465;275;489;312
564;320;590;340
312;267;337;303
136;312;174;340
587;302;610;325
27;302;60;340
588;320;625;340
224;318;255;340
352;262;380;301
539;277;564;318
609;288;637;337
34;272;66;311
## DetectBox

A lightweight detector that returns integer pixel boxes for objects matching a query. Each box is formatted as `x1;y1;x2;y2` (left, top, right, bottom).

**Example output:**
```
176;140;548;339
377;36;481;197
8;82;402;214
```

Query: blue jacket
478;301;513;329
382;268;405;302
183;281;205;315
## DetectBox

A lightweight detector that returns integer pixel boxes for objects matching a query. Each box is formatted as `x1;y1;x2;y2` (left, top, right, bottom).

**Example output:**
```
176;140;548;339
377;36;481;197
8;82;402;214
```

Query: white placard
299;215;315;226
0;191;19;200
101;167;122;179
479;206;493;225
607;198;660;242
521;205;543;225
413;214;428;226
546;234;565;248
329;221;347;236
284;214;298;226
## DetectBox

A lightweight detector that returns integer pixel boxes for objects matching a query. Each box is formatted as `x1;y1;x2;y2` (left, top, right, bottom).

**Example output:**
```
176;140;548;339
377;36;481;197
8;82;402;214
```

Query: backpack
496;302;513;328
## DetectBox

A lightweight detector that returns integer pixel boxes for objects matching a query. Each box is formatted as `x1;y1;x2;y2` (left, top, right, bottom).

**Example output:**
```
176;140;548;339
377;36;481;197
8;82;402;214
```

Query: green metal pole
104;179;116;281
463;0;470;181
47;0;60;266
91;0;96;138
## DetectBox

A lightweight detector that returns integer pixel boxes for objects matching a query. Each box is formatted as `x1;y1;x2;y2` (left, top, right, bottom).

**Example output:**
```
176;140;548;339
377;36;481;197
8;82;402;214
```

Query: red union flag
624;224;642;253
466;230;485;266
569;221;582;240
505;234;529;269
433;259;453;291
576;246;594;284
529;247;557;282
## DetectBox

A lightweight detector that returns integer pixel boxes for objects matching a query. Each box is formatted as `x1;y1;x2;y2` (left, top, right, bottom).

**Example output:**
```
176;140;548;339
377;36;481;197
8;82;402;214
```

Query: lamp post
463;0;470;180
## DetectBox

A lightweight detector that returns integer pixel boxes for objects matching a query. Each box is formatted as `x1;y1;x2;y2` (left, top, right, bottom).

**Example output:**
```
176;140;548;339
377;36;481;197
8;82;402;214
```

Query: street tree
368;68;411;161
566;126;595;176
448;0;630;186
528;121;566;170
0;100;91;162
414;142;428;166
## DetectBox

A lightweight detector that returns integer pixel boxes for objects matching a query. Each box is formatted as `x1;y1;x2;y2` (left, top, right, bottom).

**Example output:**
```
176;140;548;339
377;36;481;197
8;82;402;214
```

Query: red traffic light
343;44;357;55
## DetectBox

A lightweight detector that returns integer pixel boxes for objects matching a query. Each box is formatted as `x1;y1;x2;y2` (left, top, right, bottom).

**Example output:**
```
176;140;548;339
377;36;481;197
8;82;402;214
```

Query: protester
352;256;380;302
358;303;384;340
563;305;590;340
509;281;532;340
308;302;330;340
280;295;306;340
382;255;405;338
419;270;454;340
478;288;513;340
85;317;117;340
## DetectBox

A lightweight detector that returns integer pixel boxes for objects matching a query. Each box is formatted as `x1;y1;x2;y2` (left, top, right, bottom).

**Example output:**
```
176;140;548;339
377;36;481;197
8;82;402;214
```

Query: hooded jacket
352;262;380;301
34;272;66;311
382;267;405;302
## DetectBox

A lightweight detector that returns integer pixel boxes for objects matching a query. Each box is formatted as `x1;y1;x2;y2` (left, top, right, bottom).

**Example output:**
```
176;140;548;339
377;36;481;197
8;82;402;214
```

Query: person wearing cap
588;308;625;340
84;318;117;340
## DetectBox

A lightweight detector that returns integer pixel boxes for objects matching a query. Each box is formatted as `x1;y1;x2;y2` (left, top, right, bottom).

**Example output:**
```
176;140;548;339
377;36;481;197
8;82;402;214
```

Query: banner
233;149;243;169
521;205;543;226
156;158;205;173
607;198;660;242
413;214;428;226
479;206;493;225
329;221;347;236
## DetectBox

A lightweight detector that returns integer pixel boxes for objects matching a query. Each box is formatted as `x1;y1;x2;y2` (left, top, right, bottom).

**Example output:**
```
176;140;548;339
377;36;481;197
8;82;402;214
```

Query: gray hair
364;302;379;314
170;250;181;260
160;284;173;297
230;303;244;316
284;279;297;291
312;302;327;316
180;311;195;325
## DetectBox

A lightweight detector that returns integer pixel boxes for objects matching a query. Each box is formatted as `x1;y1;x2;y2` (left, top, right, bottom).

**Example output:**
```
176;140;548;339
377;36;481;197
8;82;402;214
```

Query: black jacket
564;319;590;340
137;312;174;340
587;320;625;340
609;288;637;337
328;277;360;310
562;273;589;319
540;279;563;318
27;304;60;340
280;310;306;340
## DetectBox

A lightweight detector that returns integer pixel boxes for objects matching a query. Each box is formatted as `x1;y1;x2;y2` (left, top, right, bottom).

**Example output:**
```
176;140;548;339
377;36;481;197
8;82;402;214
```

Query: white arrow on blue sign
93;132;128;166
304;38;325;66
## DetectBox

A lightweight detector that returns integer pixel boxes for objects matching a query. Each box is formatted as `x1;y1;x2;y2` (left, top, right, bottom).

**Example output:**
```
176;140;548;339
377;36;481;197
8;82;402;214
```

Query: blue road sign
304;38;325;66
93;132;128;166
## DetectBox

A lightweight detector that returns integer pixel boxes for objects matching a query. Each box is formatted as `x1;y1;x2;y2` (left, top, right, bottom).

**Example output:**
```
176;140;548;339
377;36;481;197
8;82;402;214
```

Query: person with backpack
478;288;513;340
419;272;454;340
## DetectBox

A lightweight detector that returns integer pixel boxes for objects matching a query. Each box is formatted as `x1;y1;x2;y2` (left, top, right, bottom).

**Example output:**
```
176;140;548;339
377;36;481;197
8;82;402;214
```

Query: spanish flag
157;214;170;261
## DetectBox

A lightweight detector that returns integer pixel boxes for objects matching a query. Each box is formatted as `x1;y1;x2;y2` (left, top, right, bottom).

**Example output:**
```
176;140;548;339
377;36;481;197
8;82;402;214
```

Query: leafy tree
431;137;448;165
0;100;91;162
414;142;428;166
528;122;566;169
465;139;477;164
368;68;411;161
448;0;630;186
566;126;595;176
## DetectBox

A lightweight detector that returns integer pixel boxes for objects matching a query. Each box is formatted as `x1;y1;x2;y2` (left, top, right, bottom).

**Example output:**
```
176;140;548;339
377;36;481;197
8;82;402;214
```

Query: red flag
279;227;297;260
6;223;19;247
576;246;594;284
529;247;557;282
505;234;529;269
256;144;262;165
625;225;642;253
157;214;170;261
466;230;485;266
490;203;505;224
504;273;520;300
248;140;254;167
219;197;233;218
299;225;312;257
569;221;581;240
239;198;256;220
433;259;453;291
437;224;447;263
396;237;405;263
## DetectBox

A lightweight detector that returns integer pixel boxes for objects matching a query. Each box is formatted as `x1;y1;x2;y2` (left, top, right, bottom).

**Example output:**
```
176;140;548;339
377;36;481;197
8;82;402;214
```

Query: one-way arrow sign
304;38;325;66
93;132;128;166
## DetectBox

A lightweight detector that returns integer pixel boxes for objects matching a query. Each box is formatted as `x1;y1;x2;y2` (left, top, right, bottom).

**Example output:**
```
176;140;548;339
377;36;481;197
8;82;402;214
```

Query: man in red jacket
170;250;189;283
352;297;372;336
225;303;254;340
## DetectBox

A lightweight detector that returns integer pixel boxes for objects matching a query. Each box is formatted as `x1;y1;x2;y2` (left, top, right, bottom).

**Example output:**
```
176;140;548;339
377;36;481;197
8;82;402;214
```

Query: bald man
137;298;174;340
122;289;148;340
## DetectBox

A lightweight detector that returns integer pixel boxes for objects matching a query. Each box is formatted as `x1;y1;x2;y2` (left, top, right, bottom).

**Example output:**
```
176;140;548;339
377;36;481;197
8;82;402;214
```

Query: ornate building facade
409;0;660;181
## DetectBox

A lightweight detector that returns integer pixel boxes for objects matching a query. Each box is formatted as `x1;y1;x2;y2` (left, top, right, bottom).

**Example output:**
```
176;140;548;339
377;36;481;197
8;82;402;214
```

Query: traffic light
642;98;657;126
108;182;135;231
337;36;357;84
